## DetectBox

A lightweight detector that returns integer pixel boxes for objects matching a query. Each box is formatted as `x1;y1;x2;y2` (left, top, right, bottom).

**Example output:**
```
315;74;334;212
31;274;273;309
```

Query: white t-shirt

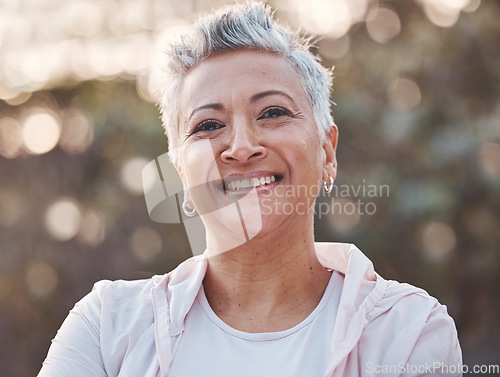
168;271;343;377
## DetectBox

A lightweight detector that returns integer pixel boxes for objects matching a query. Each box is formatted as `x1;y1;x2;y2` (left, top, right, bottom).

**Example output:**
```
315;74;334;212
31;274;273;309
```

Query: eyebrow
250;90;295;103
188;90;295;120
189;103;223;121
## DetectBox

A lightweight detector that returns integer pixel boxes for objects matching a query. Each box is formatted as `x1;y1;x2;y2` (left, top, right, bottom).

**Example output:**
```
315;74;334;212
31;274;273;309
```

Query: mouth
220;174;283;192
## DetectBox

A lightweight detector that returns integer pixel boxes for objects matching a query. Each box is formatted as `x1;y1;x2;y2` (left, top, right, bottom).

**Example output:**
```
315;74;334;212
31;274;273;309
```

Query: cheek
181;140;218;187
296;130;323;171
285;143;322;188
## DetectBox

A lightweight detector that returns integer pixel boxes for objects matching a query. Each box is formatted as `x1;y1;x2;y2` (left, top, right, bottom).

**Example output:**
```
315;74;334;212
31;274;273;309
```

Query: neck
203;216;332;332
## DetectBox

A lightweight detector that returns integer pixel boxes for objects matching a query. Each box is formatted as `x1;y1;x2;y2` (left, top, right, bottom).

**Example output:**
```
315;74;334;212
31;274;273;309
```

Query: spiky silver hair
156;1;334;162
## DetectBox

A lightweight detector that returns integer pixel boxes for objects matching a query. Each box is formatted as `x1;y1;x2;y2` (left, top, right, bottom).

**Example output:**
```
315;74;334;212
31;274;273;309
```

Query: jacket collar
153;242;385;333
150;242;388;376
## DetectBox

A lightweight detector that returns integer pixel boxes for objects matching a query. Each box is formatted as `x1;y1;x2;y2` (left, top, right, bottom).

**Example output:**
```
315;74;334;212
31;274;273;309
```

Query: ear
322;124;338;182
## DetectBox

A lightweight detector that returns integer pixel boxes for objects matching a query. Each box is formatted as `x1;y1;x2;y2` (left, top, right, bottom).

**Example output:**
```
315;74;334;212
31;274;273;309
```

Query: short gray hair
156;1;334;162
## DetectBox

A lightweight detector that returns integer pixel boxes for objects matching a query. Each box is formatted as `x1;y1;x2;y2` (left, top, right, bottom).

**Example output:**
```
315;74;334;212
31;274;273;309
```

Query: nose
221;117;267;163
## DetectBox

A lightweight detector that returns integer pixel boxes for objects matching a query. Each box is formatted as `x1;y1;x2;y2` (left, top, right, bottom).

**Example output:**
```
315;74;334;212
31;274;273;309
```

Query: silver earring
182;200;196;217
323;176;334;194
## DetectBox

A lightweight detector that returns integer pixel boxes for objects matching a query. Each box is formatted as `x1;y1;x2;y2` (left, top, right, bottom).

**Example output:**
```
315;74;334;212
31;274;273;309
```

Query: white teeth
225;175;278;191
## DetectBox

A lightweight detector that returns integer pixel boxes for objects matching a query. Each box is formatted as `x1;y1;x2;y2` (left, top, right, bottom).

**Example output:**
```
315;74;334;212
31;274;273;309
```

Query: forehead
178;50;308;113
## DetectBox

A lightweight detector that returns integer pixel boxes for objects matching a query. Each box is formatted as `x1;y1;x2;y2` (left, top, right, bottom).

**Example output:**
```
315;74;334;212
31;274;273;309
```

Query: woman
39;2;462;376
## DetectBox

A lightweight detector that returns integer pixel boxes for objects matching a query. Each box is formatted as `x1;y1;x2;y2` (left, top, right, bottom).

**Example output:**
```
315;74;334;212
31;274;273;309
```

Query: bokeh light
0;117;23;159
136;73;157;103
88;40;123;78
25;261;59;299
463;0;481;12
326;198;361;233
59;109;95;154
387;77;422;111
423;4;459;27
19;47;52;87
460;205;495;240
21;109;61;155
117;33;153;75
443;0;471;9
129;227;163;262
421;221;457;261
65;1;104;38
417;0;475;27
66;39;94;81
0;191;23;227
5;92;32;106
366;6;401;43
478;141;500;177
45;199;82;241
0;12;33;51
0;83;20;101
0;0;481;99
121;157;152;195
291;0;352;38
318;36;350;60
77;209;106;246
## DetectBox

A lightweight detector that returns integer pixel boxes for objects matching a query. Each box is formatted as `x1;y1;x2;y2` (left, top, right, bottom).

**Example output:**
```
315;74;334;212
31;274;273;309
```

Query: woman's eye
258;107;291;120
193;120;225;134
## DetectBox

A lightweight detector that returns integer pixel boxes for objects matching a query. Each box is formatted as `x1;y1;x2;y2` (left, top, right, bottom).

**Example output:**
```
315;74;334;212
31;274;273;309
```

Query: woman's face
176;50;337;245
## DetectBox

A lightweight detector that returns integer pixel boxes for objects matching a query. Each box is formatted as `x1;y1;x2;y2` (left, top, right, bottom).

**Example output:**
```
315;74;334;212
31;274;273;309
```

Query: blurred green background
1;0;499;375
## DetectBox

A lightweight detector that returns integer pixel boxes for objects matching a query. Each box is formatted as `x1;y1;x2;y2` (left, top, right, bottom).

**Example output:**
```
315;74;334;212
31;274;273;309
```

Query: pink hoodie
39;243;462;376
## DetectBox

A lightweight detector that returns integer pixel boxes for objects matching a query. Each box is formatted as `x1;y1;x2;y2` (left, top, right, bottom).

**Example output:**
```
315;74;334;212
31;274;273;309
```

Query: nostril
221;141;267;163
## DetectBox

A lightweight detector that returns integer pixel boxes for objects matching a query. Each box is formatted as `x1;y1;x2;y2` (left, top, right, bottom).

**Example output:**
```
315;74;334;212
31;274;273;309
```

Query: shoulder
90;276;164;304
368;278;456;330
39;275;170;377
73;275;168;338
361;279;462;374
78;276;164;312
76;254;206;330
72;276;169;367
368;278;442;320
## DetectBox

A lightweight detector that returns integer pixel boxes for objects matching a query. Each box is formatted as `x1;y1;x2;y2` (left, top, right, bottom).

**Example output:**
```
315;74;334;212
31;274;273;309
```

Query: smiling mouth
222;174;283;192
